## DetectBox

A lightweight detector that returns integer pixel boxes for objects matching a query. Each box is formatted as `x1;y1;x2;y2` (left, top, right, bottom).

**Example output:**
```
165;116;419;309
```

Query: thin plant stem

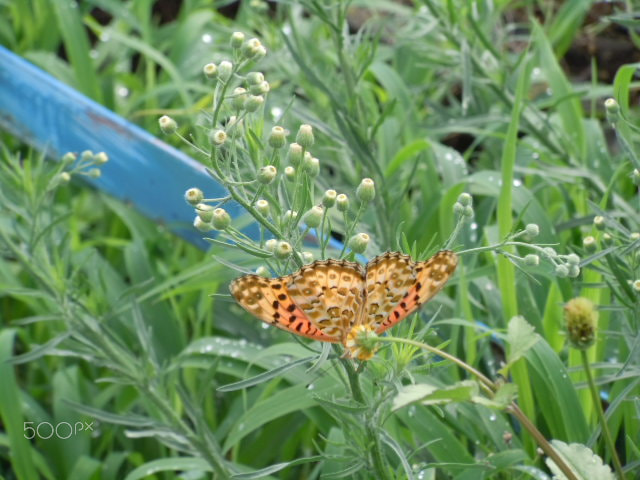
580;349;626;480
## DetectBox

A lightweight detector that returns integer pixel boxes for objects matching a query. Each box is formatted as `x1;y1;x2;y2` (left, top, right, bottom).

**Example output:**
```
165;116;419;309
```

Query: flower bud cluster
58;150;110;184
185;187;232;232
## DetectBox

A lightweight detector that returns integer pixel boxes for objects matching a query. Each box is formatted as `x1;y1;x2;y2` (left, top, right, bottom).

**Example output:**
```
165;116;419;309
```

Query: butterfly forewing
375;250;458;334
230;274;340;342
363;252;417;331
286;259;366;340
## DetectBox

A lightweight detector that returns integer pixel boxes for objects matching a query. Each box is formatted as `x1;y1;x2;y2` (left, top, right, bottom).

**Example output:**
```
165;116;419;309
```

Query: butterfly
230;250;458;360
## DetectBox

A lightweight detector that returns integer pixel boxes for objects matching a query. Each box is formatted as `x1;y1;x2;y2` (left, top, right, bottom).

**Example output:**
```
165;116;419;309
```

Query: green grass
1;1;640;479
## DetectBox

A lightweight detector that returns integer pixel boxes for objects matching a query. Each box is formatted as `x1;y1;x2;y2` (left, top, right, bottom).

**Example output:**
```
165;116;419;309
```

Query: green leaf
123;457;212;480
393;381;478;411
545;441;614;480
0;330;39;480
230;455;325;479
500;316;540;375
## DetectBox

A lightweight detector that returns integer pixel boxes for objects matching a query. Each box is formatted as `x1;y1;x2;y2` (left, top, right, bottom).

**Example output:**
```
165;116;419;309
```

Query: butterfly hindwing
286;259;366;340
375;250;458;334
363;252;416;331
230;274;339;342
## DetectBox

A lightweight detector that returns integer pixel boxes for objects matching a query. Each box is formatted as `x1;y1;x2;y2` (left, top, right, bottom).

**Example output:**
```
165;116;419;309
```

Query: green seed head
564;297;598;350
232;87;247;110
322;189;337;208
212;208;231;230
287;143;303;166
349;233;370;254
593;215;605;230
524;254;539;266
193;216;213;232
296;124;314;149
218;60;233;82
255;199;270;217
230;31;245;49
274;240;292;259
184;187;204;206
159;115;178;135
257;165;277;185
336;193;350;212
203;63;218;79
244;95;264;112
303;206;324;228
284;166;296;182
209;129;227;146
196;203;215;222
268;126;287;149
356;178;375;204
525;223;539;238
457;192;473;207
246;71;264;85
583;235;597;253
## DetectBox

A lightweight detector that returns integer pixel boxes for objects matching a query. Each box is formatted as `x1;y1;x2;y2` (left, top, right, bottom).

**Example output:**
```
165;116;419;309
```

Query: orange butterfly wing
230;274;339;342
286;259;366;341
368;250;458;334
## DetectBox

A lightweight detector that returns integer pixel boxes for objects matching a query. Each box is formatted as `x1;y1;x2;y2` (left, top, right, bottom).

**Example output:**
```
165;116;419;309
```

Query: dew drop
201;33;213;44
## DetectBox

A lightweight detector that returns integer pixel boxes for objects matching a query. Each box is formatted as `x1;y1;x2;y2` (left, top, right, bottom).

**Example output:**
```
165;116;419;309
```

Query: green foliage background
1;1;639;479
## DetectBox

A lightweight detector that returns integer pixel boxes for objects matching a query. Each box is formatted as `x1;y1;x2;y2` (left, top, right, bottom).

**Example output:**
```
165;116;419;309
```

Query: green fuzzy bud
602;233;613;245
81;150;94;162
58;172;71;184
322;189;337;208
253;45;267;59
631;232;640;241
159;115;178;135
268;126;286;149
227;115;243;134
185;187;204;206
257;165;277;184
94;152;109;165
356;178;375;203
525;223;539;238
283;210;297;223
274;241;292;259
242;38;262;58
196;203;215;222
632;279;640;292
218;61;233;82
336;193;350;212
231;31;245;49
249;80;270;95
209;129;227;146
287;143;303;166
255;266;270;278
555;264;569;278
564;297;598;350
265;239;277;252
566;253;580;266
604;97;620;123
304;156;320;178
463;205;474;218
457;192;473;207
593;215;605;230
246;71;264;85
349;233;370;254
61;152;77;165
212;208;231;230
567;265;581;278
543;247;557;258
453;202;464;216
193;216;213;232
88;168;101;178
302;251;314;263
232;87;247;110
524;254;539;266
203;63;218;79
303;206;324;228
296;124;314;149
255;199;270;216
284;166;296;182
583;235;597;253
244;95;264;112
632;169;640;186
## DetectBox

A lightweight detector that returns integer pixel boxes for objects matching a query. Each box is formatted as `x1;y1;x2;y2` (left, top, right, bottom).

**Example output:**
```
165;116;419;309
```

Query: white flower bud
349;233;370;254
336;194;349;212
218;60;233;82
457;192;473;207
257;165;277;184
209;129;227;146
265;239;277;252
203;63;218;79
184;187;204;206
322;189;337;208
212;208;231;230
296;124;314;149
356;178;375;203
194;216;213;232
231;31;245;49
255;199;270;216
159;115;177;134
274;240;292;259
303;206;324;228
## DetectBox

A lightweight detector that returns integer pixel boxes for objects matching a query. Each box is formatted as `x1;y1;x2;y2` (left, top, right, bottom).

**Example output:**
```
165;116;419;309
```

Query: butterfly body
230;250;458;359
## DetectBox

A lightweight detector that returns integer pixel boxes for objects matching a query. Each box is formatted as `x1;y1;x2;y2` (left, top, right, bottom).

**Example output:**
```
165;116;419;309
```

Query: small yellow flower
344;325;379;361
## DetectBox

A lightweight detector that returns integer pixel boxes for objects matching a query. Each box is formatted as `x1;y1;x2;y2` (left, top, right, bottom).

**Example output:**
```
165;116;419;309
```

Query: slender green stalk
580;350;626;480
337;351;390;479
